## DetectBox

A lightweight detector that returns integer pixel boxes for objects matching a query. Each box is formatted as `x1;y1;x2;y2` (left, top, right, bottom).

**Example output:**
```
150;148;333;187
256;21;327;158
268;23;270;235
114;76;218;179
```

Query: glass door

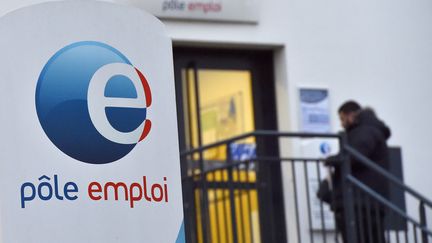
184;67;259;243
174;48;286;243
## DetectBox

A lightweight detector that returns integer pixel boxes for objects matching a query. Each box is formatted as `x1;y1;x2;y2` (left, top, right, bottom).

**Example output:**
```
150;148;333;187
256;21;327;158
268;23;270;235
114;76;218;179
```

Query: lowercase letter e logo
35;41;152;164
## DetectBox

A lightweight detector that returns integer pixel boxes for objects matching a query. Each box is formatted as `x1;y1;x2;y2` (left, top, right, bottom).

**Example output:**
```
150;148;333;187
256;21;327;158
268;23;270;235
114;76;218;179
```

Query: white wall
162;0;432;203
162;1;432;231
2;0;432;241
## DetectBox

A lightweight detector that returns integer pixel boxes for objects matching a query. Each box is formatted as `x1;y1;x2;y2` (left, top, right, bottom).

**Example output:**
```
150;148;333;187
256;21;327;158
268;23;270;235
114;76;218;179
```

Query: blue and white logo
36;41;152;164
320;142;331;155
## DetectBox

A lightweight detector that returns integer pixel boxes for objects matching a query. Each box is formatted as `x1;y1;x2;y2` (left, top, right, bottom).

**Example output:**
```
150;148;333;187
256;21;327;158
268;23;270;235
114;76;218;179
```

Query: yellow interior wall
186;69;255;160
197;69;255;138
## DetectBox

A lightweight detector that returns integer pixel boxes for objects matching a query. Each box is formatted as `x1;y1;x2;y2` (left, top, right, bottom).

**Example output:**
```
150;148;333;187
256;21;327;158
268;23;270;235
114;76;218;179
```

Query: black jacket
331;109;391;209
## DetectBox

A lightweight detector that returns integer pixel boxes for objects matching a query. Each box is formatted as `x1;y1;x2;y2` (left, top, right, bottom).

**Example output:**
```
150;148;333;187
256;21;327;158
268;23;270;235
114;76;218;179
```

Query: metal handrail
181;130;432;209
180;130;432;243
182;156;325;180
181;130;340;156
347;175;432;237
345;144;432;208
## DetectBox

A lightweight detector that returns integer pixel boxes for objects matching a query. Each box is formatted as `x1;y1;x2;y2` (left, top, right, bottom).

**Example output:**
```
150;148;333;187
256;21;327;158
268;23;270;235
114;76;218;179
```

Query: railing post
340;132;358;243
420;202;429;243
227;142;239;243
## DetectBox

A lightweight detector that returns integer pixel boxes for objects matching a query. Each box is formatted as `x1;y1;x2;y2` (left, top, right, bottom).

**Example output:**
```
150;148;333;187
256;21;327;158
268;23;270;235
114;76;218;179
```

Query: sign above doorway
117;0;260;23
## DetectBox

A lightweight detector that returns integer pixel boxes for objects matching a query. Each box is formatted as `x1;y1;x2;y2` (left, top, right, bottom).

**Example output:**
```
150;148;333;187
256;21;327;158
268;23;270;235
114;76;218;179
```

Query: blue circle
320;142;331;155
36;41;144;164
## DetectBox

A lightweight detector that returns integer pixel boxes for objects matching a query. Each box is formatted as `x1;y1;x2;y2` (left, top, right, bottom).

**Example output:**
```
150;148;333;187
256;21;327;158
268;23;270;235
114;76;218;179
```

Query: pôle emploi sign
117;0;260;23
0;1;184;243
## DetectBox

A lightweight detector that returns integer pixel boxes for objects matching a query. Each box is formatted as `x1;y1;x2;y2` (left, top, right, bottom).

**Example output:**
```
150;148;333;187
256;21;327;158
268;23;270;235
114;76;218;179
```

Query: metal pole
227;142;239;243
340;132;358;243
420;202;429;243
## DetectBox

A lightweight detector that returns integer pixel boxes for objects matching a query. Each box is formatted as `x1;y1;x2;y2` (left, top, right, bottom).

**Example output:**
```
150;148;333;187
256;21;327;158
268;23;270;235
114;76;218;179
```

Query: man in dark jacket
332;100;391;243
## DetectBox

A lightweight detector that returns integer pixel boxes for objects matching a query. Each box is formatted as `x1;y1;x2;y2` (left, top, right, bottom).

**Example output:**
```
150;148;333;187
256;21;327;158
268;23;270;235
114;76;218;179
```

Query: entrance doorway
174;47;286;243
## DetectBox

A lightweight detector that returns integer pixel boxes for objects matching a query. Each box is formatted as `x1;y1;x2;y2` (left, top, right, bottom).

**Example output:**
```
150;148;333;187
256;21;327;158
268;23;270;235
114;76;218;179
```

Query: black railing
344;144;432;243
180;130;431;243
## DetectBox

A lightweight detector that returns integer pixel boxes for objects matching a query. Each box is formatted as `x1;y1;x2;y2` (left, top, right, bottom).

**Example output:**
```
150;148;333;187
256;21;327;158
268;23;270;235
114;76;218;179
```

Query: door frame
173;47;287;243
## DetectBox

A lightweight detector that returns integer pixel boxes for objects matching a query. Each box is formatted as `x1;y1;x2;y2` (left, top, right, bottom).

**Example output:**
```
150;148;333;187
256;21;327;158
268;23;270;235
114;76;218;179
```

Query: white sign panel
299;88;336;230
0;1;184;243
117;0;260;23
300;88;331;133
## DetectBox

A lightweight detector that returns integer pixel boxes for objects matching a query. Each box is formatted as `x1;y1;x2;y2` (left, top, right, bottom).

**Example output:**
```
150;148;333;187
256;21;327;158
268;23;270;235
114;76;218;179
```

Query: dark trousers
336;206;386;243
